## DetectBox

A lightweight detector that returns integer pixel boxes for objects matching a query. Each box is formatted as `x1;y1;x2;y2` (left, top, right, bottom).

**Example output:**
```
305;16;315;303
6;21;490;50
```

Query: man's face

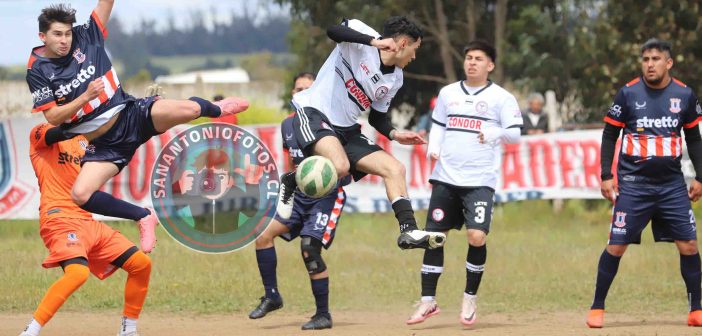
641;48;672;86
529;99;543;113
395;37;421;69
39;22;72;58
463;50;494;83
292;77;314;95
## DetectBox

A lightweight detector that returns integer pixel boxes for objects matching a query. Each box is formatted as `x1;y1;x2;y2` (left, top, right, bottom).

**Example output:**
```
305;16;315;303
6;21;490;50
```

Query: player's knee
386;160;406;179
678;241;699;255
64;264;90;286
332;158;350;177
300;236;326;275
468;231;486;246
606;244;627;257
70;186;92;205
255;234;275;249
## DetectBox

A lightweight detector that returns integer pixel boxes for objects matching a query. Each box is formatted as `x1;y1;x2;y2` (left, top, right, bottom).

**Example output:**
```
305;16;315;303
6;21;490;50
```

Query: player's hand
429;152;439;160
84;79;105;101
234;154;265;184
371;38;398;52
601;178;618;203
393;130;427;145
478;127;502;144
689;179;702;202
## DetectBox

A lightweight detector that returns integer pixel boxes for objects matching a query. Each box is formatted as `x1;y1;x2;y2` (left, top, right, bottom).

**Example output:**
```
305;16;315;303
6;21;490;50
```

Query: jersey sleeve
603;89;628;127
683;92;702;129
341;19;381;53
499;94;523;129
27;68;56;113
431;91;448;128
74;10;108;44
29;123;52;150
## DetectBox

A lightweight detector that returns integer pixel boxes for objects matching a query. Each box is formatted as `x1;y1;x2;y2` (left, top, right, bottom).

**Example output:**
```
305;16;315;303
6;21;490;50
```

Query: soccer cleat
18;332;31;336
214;97;249;116
138;208;159;253
117;332;139;336
397;230;446;250
586;309;604;328
276;172;297;219
301;313;333;330
406;299;441;325
460;294;478;326
249;296;284;319
688;310;702;326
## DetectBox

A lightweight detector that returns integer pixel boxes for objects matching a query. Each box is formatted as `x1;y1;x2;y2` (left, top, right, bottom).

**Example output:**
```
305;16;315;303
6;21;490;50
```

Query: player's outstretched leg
407;246;444;325
300;236;332;330
587;246;625;328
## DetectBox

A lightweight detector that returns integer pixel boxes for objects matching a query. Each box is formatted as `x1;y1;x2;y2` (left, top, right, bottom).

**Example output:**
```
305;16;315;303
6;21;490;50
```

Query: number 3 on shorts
474;206;485;224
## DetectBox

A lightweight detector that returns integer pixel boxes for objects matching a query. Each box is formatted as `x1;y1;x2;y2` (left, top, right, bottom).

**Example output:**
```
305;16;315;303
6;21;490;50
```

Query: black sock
465;244;487;295
311;277;329;316
591;249;622;309
80;191;149;221
391;197;418;233
189;96;221;117
421;247;444;297
256;247;280;299
681;253;702;311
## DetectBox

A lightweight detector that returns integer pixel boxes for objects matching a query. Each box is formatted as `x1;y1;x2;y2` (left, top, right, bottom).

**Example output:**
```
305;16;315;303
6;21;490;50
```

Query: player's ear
38;32;47;43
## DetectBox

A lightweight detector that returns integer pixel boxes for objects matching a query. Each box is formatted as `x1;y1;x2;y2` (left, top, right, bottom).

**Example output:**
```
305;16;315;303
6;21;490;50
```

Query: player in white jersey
278;17;446;250
406;40;522;326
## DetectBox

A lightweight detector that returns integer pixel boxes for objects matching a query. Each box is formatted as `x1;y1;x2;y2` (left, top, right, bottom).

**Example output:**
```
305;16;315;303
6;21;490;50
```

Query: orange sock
122;251;152;318
33;264;89;325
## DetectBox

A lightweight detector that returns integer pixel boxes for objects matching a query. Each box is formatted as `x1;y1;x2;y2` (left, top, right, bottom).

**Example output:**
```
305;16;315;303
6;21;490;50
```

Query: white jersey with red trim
26;11;134;134
291;19;403;127
429;80;522;189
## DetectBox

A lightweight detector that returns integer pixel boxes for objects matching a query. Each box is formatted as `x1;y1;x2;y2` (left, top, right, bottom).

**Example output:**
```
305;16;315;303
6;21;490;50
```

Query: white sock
23;319;42;336
121;317;138;334
464;292;477;299
421;296;435;303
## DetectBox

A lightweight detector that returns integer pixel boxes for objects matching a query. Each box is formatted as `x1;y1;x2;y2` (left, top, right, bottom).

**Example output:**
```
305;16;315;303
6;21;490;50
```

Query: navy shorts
82;96;161;171
608;180;697;245
293;107;382;181
425;181;495;234
276;186;346;249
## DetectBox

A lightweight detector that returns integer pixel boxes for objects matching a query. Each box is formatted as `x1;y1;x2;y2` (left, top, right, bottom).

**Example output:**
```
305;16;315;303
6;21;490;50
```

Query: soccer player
248;112;350;330
586;38;702;328
278;16;445;250
20;123;152;336
406;40;522;326
26;2;248;253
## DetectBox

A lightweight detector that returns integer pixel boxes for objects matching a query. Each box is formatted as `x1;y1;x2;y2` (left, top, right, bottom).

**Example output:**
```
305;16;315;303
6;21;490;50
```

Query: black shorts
425;181;495;233
82;96;161;171
293;107;382;181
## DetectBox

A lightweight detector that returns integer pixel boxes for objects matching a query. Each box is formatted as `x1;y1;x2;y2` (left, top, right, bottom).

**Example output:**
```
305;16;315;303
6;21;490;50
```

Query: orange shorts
39;217;135;280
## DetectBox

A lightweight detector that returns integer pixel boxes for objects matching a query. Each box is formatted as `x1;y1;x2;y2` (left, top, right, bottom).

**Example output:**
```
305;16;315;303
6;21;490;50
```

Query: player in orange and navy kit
26;2;249;253
19;123;151;336
587;38;702;328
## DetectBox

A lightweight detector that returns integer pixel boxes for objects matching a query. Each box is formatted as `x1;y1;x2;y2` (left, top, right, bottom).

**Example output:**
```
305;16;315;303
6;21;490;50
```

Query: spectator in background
289;72;316;113
521;92;548;135
212;94;238;124
415;96;437;137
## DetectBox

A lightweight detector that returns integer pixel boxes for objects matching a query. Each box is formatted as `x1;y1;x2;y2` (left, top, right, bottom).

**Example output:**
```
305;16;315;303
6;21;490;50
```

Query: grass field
1;200;699;319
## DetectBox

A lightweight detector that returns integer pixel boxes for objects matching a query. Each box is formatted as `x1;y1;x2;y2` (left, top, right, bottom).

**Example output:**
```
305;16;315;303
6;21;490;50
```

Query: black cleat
301;313;333;330
248;296;283;319
397;230;446;250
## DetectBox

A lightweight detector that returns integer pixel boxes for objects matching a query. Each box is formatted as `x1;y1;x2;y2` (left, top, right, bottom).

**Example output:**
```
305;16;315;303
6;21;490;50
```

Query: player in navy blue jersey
248;106;350;330
587;38;702;328
26;2;249;253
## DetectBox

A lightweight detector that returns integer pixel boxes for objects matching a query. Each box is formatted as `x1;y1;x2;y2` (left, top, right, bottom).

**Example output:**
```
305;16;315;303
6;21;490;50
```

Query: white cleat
406;299;441;325
460;294;478;326
276;172;296;219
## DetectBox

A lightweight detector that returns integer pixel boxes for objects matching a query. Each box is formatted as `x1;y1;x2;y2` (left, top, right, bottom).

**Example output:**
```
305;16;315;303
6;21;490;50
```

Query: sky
0;0;289;66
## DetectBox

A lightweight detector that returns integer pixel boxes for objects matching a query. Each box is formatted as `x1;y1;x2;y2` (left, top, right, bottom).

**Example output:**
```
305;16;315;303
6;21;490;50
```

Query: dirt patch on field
2;310;700;336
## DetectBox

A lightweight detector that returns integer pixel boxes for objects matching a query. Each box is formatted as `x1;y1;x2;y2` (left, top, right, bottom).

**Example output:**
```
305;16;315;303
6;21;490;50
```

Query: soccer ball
295;156;338;198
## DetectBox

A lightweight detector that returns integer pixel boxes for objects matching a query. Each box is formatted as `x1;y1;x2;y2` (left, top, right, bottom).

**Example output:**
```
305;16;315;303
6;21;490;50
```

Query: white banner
0;115;695;219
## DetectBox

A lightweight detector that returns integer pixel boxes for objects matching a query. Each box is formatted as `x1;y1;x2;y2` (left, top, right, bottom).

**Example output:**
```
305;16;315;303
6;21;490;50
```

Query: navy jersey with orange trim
26;11;134;132
604;77;702;183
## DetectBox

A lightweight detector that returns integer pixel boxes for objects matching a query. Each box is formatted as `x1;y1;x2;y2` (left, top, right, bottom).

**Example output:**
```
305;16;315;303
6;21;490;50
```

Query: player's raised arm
326;19;398;52
93;0;115;27
41;79;105;126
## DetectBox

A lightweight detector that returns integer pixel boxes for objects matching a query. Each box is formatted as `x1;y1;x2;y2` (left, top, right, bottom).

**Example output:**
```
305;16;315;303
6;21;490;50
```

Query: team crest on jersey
375;86;389;100
72;48;86;64
669;98;682;113
613;211;626;228
476;101;489;115
432;208;445;222
67;232;78;241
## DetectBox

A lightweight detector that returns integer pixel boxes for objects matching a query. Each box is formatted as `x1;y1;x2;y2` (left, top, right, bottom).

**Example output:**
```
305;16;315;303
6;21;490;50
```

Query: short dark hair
38;4;76;33
292;72;316;86
641;38;673;58
463;40;497;63
382;16;423;42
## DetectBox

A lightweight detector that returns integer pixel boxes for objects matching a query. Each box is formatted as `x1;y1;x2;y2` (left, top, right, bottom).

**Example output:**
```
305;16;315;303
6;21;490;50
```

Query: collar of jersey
376;49;396;75
460;80;492;96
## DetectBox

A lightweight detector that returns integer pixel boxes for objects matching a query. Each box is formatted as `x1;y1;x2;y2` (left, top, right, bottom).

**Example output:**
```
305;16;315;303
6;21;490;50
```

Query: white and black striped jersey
429;81;523;189
291;19;403;127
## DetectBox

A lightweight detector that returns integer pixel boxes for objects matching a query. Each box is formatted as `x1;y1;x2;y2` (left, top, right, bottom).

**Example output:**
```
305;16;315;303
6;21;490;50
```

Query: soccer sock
33;264;89;325
256;247;280;299
465;244;487;295
391;197;418;233
421;247;444;297
80;191;150;221
120;317;138;334
189;96;222;118
21;319;42;336
121;251;152;319
310;277;330;316
591;249;622;309
680;252;702;311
